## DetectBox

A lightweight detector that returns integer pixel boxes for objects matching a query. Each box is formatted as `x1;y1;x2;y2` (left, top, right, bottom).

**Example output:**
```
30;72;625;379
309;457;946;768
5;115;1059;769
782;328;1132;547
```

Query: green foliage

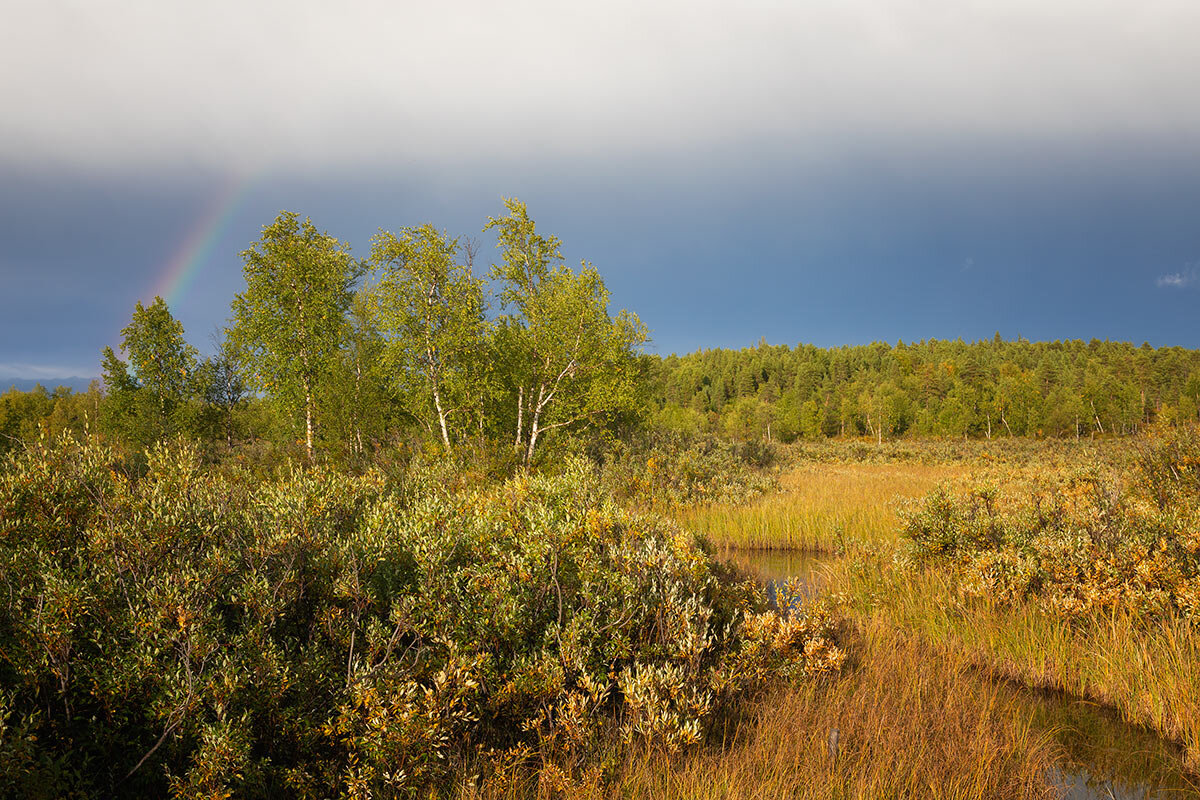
653;338;1200;443
228;212;361;459
317;289;397;463
0;436;838;799
194;335;249;449
121;297;198;403
190;199;652;463
0;383;101;457
598;431;778;509
368;224;488;449
486;198;650;464
100;297;202;448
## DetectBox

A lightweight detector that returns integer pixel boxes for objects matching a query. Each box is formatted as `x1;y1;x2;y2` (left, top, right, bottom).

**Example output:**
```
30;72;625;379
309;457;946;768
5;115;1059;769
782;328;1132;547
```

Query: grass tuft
679;463;964;551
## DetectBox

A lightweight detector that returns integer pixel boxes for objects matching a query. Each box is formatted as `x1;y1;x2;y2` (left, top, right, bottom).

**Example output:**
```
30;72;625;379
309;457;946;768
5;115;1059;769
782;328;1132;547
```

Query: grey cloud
4;0;1200;171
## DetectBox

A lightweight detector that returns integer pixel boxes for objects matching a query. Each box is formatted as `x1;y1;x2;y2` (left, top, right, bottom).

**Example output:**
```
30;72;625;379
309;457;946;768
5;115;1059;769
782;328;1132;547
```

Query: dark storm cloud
5;147;1200;378
3;2;1200;378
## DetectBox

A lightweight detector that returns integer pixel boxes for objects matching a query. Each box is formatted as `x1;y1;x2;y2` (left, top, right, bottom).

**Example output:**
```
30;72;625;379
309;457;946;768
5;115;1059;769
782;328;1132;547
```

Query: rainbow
146;173;253;309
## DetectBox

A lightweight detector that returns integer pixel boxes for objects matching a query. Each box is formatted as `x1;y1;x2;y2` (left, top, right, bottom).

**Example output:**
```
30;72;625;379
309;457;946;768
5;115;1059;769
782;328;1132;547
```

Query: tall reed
620;621;1059;799
679;463;963;551
460;620;1059;799
838;555;1200;772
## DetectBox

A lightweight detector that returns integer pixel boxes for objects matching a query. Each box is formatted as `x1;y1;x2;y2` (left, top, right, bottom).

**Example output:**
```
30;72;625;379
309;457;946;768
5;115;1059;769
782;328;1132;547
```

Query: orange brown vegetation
840;424;1200;770
463;622;1059;800
678;462;965;551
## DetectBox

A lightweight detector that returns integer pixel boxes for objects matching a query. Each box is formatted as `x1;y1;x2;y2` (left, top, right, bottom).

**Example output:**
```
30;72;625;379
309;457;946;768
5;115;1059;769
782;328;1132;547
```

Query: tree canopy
368;224;486;449
486;198;649;463
649;337;1200;442
228;211;360;459
100;296;199;446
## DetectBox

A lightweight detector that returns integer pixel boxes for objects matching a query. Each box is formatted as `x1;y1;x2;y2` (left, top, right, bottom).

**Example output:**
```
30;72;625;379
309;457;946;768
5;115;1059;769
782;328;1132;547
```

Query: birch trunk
515;386;524;450
304;379;314;460
433;384;451;448
526;385;546;465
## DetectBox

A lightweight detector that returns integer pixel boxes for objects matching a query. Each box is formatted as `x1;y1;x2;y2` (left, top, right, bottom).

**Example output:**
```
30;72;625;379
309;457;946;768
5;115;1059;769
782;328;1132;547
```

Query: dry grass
679;463;965;551
618;621;1059;800
688;450;1200;777
839;555;1200;772
460;621;1059;799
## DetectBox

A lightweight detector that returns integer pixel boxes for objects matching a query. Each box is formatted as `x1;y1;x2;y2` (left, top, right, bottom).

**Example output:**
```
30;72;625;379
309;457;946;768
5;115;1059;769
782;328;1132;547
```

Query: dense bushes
900;424;1200;619
597;432;777;509
0;436;840;799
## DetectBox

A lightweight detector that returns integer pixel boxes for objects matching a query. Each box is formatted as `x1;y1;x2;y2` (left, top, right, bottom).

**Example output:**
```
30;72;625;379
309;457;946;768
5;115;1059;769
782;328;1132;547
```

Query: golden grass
618;621;1058;800
460;621;1059;799
837;555;1200;772
679;463;965;551
689;452;1200;774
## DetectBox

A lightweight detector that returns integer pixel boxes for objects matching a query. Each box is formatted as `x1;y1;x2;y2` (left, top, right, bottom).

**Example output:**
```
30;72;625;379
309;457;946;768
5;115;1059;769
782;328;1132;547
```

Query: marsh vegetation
684;432;1200;799
3;200;1199;798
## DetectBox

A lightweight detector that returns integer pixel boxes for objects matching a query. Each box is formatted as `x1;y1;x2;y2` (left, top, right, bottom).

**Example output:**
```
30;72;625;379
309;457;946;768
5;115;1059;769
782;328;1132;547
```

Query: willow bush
597;432;777;510
0;436;840;799
900;424;1200;618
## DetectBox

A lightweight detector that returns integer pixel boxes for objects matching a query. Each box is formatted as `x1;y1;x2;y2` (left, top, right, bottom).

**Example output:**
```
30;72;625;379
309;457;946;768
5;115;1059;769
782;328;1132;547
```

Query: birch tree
485;199;648;464
100;297;200;446
367;224;485;449
228;212;358;460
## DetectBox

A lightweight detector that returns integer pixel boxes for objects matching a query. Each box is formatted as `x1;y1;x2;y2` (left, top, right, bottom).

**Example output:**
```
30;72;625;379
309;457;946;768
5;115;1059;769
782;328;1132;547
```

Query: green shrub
598;431;777;509
0;436;838;799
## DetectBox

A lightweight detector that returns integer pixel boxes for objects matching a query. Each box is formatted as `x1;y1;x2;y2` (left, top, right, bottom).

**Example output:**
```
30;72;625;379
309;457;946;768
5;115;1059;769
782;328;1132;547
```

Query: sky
2;0;1199;380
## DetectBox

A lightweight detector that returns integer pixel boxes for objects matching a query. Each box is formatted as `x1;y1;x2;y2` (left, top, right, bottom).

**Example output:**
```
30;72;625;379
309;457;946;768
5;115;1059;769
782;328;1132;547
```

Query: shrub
0;437;837;799
598;431;778;509
900;424;1200;619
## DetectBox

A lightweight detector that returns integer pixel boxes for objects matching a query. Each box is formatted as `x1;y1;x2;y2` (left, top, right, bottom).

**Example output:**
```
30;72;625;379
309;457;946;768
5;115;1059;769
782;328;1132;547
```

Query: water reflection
724;547;1200;800
1038;694;1200;800
718;547;828;608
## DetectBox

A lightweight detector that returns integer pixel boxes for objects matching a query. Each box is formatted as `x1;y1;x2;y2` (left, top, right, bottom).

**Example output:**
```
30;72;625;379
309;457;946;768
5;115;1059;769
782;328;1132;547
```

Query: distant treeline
648;336;1200;442
5;194;1200;462
9;335;1199;463
1;381;103;454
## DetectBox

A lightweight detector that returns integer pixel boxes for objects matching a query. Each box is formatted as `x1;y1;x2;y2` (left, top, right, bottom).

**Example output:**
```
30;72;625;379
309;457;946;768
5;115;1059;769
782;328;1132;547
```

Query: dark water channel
720;547;1200;800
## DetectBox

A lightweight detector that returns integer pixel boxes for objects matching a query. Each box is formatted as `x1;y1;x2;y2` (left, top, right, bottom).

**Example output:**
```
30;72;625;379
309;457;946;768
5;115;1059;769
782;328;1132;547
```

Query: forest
3;200;1200;799
650;338;1200;443
9;335;1200;463
5;216;1199;461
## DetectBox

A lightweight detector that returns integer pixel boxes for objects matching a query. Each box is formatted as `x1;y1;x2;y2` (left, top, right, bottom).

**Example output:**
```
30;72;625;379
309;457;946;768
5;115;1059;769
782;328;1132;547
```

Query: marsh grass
686;445;1200;784
461;621;1060;799
838;555;1200;772
619;621;1059;800
679;463;965;551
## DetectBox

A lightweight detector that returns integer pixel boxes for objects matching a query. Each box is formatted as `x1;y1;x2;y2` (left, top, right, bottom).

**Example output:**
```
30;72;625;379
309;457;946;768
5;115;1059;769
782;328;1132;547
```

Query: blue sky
2;1;1199;380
